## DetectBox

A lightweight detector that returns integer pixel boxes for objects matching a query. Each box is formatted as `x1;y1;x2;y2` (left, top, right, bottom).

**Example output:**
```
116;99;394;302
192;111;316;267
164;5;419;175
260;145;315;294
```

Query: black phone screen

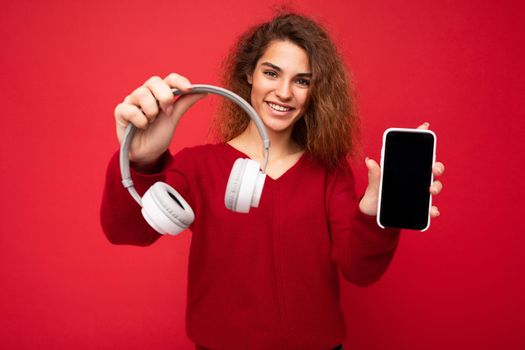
379;130;435;230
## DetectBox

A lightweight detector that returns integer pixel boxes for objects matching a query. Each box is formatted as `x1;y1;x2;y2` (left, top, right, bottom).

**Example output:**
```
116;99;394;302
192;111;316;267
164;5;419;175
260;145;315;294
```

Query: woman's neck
228;121;303;161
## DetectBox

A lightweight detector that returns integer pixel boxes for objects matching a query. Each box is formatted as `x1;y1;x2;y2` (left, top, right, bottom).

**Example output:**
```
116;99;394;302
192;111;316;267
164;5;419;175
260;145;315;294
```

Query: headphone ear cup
250;171;266;208
225;158;246;212
225;158;265;213
141;182;195;235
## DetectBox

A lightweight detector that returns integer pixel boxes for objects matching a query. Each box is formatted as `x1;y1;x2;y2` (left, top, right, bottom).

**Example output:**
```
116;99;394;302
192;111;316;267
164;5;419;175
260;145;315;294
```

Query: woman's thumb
168;93;208;119
365;157;381;191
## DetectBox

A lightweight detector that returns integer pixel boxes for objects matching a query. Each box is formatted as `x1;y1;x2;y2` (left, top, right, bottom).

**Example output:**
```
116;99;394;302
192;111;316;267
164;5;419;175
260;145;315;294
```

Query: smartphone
377;128;436;231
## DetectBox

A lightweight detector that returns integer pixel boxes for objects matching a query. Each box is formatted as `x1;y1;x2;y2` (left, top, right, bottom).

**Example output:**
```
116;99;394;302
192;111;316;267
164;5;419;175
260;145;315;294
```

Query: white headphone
120;84;270;236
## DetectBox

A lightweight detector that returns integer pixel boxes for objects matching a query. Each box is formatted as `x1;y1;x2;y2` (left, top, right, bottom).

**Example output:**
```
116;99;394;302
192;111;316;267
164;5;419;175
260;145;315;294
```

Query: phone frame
376;128;437;232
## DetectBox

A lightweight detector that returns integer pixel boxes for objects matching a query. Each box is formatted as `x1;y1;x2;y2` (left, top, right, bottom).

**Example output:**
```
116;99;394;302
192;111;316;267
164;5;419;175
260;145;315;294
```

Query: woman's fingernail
424;122;430;127
165;105;174;116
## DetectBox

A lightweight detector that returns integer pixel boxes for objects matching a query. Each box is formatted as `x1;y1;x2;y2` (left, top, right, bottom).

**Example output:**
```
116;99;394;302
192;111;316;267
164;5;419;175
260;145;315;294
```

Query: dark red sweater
100;143;400;350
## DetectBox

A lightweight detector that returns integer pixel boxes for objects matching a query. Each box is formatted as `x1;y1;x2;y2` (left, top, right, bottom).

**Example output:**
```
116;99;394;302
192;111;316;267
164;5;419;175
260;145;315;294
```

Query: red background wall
1;0;524;349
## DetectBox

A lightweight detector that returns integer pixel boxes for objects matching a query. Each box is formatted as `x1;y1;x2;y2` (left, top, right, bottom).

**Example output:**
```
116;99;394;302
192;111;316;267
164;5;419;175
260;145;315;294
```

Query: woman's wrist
130;152;169;174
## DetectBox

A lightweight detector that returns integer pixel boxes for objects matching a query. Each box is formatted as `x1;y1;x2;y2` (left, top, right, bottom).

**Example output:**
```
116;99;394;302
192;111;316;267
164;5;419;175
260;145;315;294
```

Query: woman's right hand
114;73;207;169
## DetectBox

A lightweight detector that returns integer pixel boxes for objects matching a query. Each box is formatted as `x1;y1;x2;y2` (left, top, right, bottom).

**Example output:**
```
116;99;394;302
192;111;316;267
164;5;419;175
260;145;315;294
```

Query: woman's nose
275;81;292;100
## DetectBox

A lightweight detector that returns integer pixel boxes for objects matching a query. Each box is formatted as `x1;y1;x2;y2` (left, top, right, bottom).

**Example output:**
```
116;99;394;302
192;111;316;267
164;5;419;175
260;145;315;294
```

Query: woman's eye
296;78;310;87
263;70;278;78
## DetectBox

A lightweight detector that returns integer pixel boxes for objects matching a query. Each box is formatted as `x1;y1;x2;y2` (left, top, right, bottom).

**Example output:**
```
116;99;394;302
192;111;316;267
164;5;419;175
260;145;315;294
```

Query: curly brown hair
212;12;359;169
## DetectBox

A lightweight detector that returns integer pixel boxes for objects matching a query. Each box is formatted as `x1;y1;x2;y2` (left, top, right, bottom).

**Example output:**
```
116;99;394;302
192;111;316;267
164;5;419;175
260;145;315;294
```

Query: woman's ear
246;73;253;85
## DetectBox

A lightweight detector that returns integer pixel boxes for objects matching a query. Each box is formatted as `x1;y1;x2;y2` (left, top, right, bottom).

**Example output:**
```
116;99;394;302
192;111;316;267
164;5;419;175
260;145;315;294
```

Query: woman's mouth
266;101;294;112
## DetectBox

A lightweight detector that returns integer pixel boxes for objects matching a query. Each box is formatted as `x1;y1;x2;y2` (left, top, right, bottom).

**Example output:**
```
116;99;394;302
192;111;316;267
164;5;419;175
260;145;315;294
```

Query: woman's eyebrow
261;62;312;77
261;62;282;71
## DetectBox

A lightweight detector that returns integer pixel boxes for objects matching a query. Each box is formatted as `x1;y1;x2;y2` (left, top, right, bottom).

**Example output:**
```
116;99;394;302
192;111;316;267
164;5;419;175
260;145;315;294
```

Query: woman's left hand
359;122;445;217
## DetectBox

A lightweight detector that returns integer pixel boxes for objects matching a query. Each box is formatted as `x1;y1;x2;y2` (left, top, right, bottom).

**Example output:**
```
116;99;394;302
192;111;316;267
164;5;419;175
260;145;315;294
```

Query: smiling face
247;40;312;136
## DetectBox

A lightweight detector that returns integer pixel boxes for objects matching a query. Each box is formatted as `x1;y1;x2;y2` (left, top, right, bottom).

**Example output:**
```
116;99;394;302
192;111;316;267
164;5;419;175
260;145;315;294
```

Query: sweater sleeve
100;149;191;246
328;161;401;287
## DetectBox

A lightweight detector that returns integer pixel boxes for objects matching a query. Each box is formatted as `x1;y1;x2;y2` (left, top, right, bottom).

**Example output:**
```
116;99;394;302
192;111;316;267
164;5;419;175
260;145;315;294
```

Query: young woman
101;13;445;350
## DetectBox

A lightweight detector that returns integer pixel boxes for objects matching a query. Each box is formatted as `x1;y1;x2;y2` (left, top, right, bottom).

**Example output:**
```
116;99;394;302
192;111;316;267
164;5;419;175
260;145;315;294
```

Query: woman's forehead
257;40;311;74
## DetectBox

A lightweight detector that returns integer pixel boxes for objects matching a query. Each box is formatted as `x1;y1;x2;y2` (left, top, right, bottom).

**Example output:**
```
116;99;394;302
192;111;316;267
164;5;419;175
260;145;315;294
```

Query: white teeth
268;102;291;112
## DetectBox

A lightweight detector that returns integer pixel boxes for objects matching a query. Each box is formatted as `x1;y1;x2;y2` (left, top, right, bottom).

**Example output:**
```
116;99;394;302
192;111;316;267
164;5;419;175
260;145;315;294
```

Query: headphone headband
120;84;270;206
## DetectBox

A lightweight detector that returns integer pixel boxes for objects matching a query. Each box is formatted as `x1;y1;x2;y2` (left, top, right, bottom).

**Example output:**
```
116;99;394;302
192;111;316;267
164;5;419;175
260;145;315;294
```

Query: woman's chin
260;114;302;135
262;120;294;135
